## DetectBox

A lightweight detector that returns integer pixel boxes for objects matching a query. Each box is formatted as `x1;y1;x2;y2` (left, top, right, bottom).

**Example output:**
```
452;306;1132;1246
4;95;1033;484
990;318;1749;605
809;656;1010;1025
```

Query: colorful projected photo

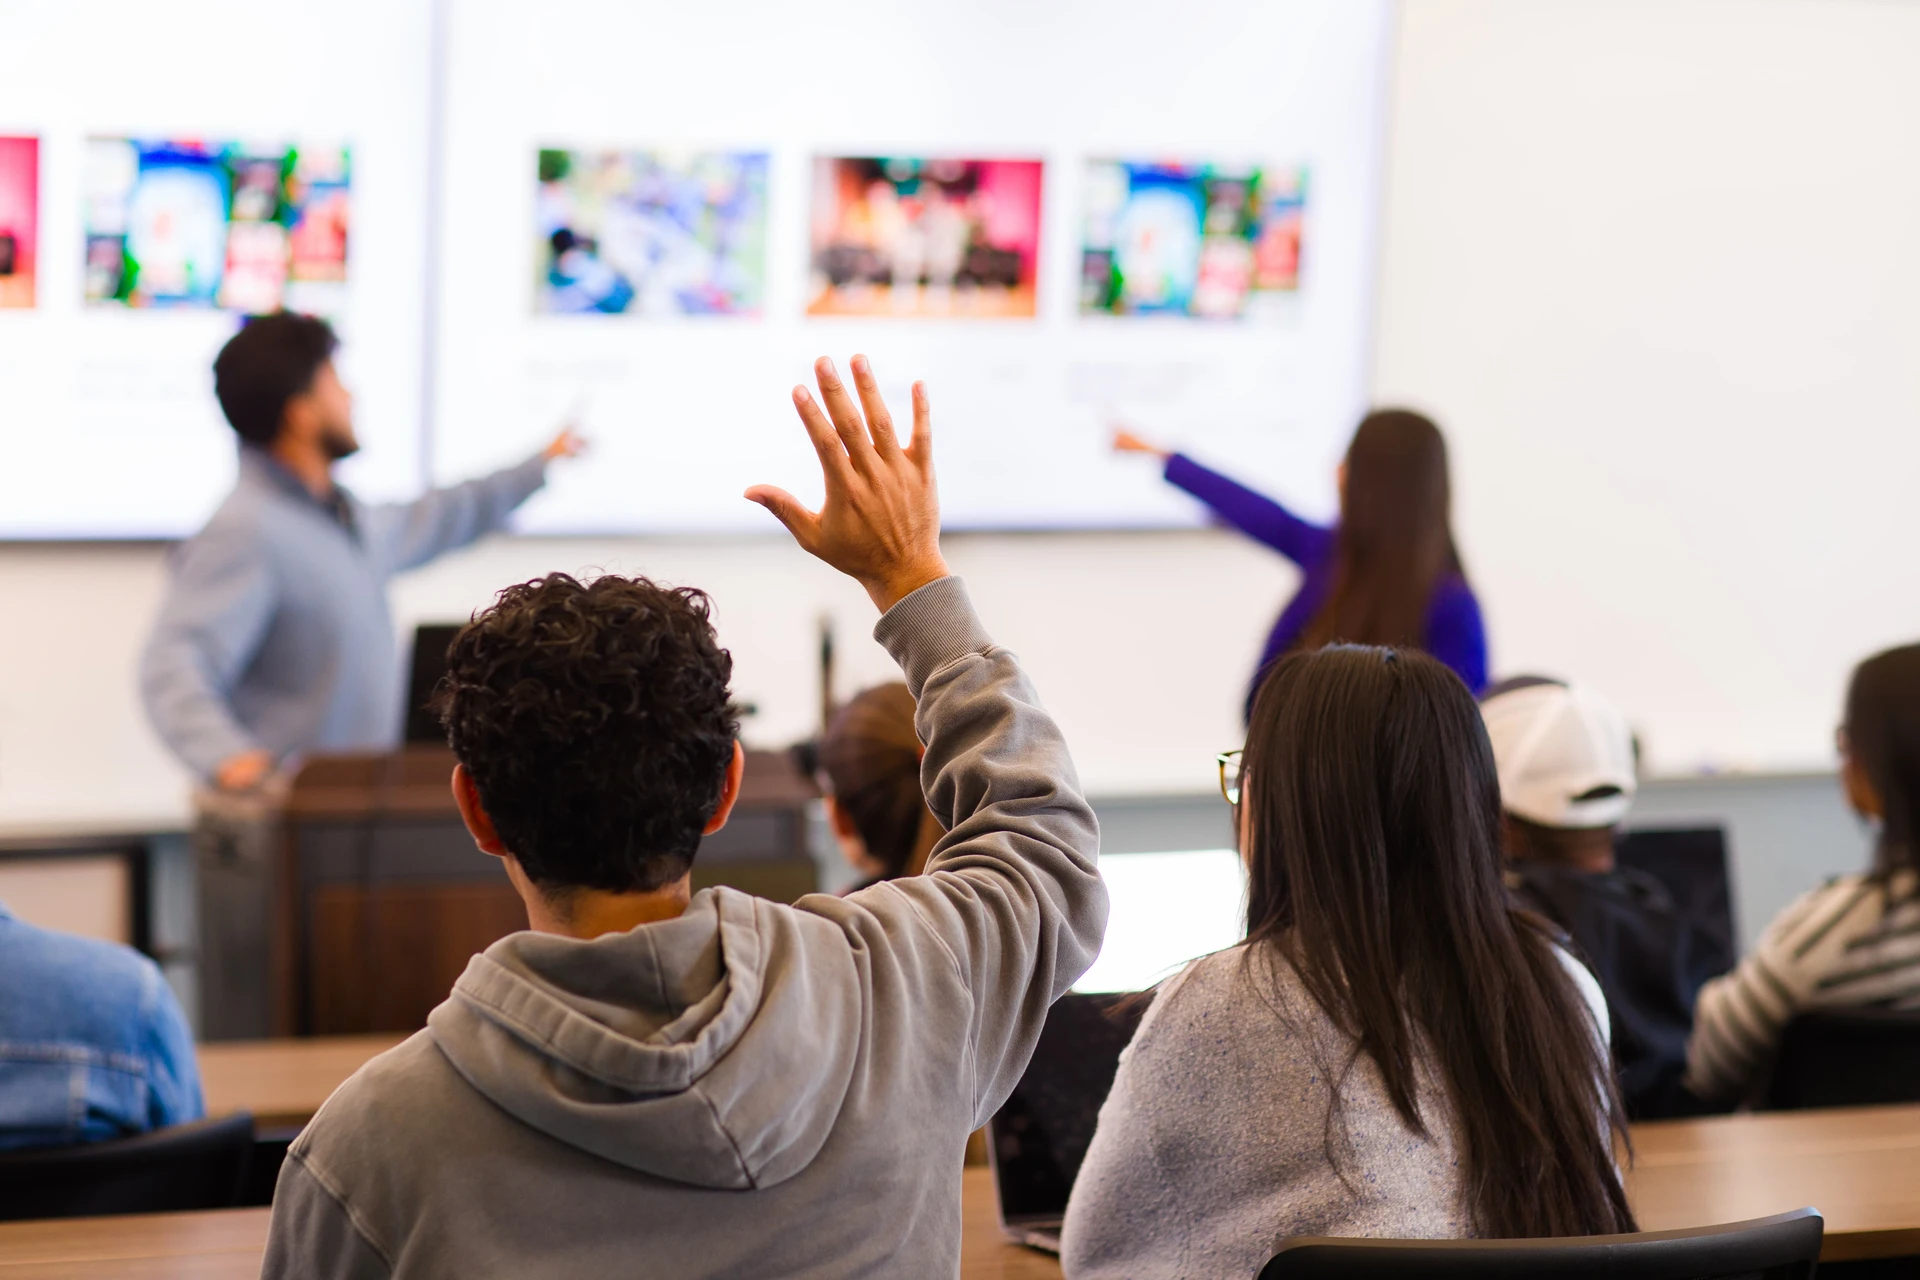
535;148;767;316
82;139;350;312
1080;161;1306;319
0;137;37;310
808;156;1042;318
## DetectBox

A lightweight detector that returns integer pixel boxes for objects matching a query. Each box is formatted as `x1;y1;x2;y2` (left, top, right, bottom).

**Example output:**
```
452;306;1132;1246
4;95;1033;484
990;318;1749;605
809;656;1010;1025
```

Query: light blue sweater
140;447;549;780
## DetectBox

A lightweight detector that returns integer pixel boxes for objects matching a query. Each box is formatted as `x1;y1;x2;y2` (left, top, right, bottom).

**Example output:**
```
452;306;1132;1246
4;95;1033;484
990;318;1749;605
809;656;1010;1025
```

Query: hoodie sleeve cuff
872;576;993;698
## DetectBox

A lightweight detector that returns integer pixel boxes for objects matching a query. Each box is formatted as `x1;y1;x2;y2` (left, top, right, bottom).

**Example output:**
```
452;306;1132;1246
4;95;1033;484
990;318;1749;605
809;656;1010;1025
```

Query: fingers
849;355;900;453
814;357;880;471
908;381;934;469
792;385;853;483
743;485;821;547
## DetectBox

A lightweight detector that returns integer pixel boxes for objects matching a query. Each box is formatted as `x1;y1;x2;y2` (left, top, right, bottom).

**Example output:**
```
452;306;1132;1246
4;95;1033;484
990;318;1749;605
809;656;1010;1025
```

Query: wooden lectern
194;747;817;1040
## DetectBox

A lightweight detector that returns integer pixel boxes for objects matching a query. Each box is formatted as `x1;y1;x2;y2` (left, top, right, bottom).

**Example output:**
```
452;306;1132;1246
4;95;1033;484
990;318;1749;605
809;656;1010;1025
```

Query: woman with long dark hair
1686;642;1920;1105
1116;411;1487;712
1061;647;1632;1277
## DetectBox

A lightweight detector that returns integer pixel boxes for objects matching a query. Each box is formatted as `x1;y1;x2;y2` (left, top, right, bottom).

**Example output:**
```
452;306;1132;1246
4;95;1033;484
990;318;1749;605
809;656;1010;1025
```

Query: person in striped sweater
1685;643;1920;1105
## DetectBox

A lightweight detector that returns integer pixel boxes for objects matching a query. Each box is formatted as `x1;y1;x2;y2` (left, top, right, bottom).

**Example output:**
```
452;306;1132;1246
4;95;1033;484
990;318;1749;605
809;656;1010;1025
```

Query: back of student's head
213;311;338;446
818;682;939;879
1305;409;1464;651
1480;676;1637;860
433;573;737;894
1241;645;1633;1238
1845;642;1920;883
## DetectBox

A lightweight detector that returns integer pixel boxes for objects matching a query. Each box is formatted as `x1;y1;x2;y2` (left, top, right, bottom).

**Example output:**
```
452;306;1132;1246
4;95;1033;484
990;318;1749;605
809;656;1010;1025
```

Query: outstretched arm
362;429;584;575
751;357;1106;1124
1161;452;1335;566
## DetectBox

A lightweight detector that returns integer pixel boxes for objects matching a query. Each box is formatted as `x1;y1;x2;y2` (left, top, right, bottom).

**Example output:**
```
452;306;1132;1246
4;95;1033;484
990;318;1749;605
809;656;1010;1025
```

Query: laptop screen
988;992;1146;1224
1073;848;1246;993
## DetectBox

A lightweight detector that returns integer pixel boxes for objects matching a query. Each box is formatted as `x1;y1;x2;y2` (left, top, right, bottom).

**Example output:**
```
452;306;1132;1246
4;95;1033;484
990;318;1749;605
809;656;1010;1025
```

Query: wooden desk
12;1106;1920;1274
1627;1102;1920;1263
198;1035;404;1131
0;1209;268;1278
0;1170;1055;1278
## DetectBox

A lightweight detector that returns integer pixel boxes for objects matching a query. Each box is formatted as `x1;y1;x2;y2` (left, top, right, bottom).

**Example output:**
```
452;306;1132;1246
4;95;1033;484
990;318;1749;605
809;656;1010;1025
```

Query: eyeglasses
1216;750;1244;807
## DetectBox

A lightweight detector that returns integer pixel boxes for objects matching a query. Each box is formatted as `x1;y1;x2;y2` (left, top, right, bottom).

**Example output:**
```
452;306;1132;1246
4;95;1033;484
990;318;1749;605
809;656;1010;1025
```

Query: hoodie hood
428;886;862;1191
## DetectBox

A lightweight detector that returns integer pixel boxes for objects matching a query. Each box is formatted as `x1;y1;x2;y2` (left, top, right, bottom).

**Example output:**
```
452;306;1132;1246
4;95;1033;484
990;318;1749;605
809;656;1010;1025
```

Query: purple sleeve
1427;579;1489;695
1163;453;1334;567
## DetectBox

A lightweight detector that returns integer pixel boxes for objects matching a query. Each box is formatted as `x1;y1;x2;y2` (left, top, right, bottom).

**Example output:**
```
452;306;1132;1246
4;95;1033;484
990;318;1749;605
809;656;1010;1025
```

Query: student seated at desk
1061;648;1632;1279
1687;643;1920;1106
816;681;943;893
260;357;1106;1279
0;901;203;1151
1482;677;1713;1120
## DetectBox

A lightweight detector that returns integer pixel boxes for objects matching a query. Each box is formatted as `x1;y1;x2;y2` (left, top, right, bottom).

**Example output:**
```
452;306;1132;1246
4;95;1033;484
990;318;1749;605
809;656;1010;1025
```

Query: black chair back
1615;826;1737;992
1766;1007;1920;1110
1259;1208;1821;1279
0;1113;254;1221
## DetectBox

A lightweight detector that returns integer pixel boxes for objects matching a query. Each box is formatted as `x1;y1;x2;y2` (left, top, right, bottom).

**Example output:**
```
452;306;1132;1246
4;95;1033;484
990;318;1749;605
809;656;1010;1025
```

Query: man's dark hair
432;573;738;895
212;311;339;446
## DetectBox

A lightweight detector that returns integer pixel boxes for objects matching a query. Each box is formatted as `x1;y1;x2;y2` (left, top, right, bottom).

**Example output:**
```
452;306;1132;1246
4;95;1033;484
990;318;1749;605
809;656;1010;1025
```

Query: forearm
873;577;1107;1115
1163;453;1332;563
139;638;262;779
375;452;549;572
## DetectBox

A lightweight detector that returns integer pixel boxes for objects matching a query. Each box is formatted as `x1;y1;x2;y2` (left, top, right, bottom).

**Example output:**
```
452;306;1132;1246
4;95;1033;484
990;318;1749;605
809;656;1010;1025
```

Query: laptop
985;992;1146;1253
986;846;1247;1252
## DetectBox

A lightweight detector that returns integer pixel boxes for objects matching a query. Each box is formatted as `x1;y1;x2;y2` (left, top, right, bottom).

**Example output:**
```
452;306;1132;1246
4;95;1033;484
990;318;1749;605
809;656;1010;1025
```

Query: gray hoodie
260;577;1106;1278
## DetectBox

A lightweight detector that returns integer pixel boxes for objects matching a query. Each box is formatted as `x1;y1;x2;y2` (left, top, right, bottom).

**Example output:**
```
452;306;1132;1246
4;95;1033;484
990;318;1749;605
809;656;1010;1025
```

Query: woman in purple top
1118;409;1487;715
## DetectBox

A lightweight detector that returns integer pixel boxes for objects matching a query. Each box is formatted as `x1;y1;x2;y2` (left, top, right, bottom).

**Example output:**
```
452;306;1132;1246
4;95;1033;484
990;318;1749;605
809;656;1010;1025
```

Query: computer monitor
403;624;465;745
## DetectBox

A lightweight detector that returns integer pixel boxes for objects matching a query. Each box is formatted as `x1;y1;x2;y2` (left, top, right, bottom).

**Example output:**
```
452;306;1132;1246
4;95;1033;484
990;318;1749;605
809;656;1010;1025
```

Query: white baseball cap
1479;677;1637;830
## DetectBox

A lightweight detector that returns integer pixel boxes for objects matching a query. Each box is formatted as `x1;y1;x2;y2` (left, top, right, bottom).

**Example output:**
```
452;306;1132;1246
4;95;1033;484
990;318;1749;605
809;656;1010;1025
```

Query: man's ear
823;793;860;840
452;764;509;857
703;741;746;836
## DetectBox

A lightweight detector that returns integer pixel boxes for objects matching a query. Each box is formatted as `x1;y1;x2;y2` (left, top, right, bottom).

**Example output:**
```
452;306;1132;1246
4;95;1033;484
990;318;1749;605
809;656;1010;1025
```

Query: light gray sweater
1061;944;1608;1279
259;577;1107;1278
141;446;549;780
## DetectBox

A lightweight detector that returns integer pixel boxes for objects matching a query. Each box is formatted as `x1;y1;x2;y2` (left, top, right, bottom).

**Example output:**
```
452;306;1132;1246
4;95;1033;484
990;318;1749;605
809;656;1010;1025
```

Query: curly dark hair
432;573;738;894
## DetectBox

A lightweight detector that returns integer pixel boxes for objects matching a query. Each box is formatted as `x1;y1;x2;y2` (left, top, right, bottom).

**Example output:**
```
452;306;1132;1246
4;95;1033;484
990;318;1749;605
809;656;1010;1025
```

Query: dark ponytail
818;683;941;880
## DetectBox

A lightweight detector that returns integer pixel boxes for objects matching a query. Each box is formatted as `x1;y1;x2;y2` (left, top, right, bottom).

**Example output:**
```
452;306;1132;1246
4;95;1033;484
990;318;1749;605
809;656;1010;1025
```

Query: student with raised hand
816;682;943;892
1061;647;1630;1279
259;356;1106;1279
1686;643;1920;1107
1115;410;1486;715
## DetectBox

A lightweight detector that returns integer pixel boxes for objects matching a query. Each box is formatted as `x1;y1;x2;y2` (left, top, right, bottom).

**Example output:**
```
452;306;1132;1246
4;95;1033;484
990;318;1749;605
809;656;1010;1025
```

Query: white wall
1374;0;1920;772
9;0;1920;834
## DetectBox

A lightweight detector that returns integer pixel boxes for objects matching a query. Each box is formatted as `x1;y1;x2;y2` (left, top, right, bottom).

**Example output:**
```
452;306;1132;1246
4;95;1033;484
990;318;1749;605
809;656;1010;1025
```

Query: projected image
82;139;351;312
807;156;1042;318
0;137;37;309
534;148;768;316
1080;161;1306;319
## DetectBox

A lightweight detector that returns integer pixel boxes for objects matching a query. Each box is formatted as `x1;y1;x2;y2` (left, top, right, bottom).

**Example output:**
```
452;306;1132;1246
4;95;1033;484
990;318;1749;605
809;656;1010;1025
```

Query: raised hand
746;355;949;613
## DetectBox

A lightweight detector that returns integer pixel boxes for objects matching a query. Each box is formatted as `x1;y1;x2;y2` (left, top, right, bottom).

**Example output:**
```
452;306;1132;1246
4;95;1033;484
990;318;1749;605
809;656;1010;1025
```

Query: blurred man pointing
141;312;582;789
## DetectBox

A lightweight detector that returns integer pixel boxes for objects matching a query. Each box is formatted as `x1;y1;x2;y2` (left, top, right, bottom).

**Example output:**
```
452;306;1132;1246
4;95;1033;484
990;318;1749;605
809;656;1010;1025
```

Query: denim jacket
0;901;204;1151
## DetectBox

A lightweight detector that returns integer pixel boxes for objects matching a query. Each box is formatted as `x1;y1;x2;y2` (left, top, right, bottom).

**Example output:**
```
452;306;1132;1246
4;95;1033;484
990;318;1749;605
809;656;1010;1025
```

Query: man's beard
319;424;361;462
